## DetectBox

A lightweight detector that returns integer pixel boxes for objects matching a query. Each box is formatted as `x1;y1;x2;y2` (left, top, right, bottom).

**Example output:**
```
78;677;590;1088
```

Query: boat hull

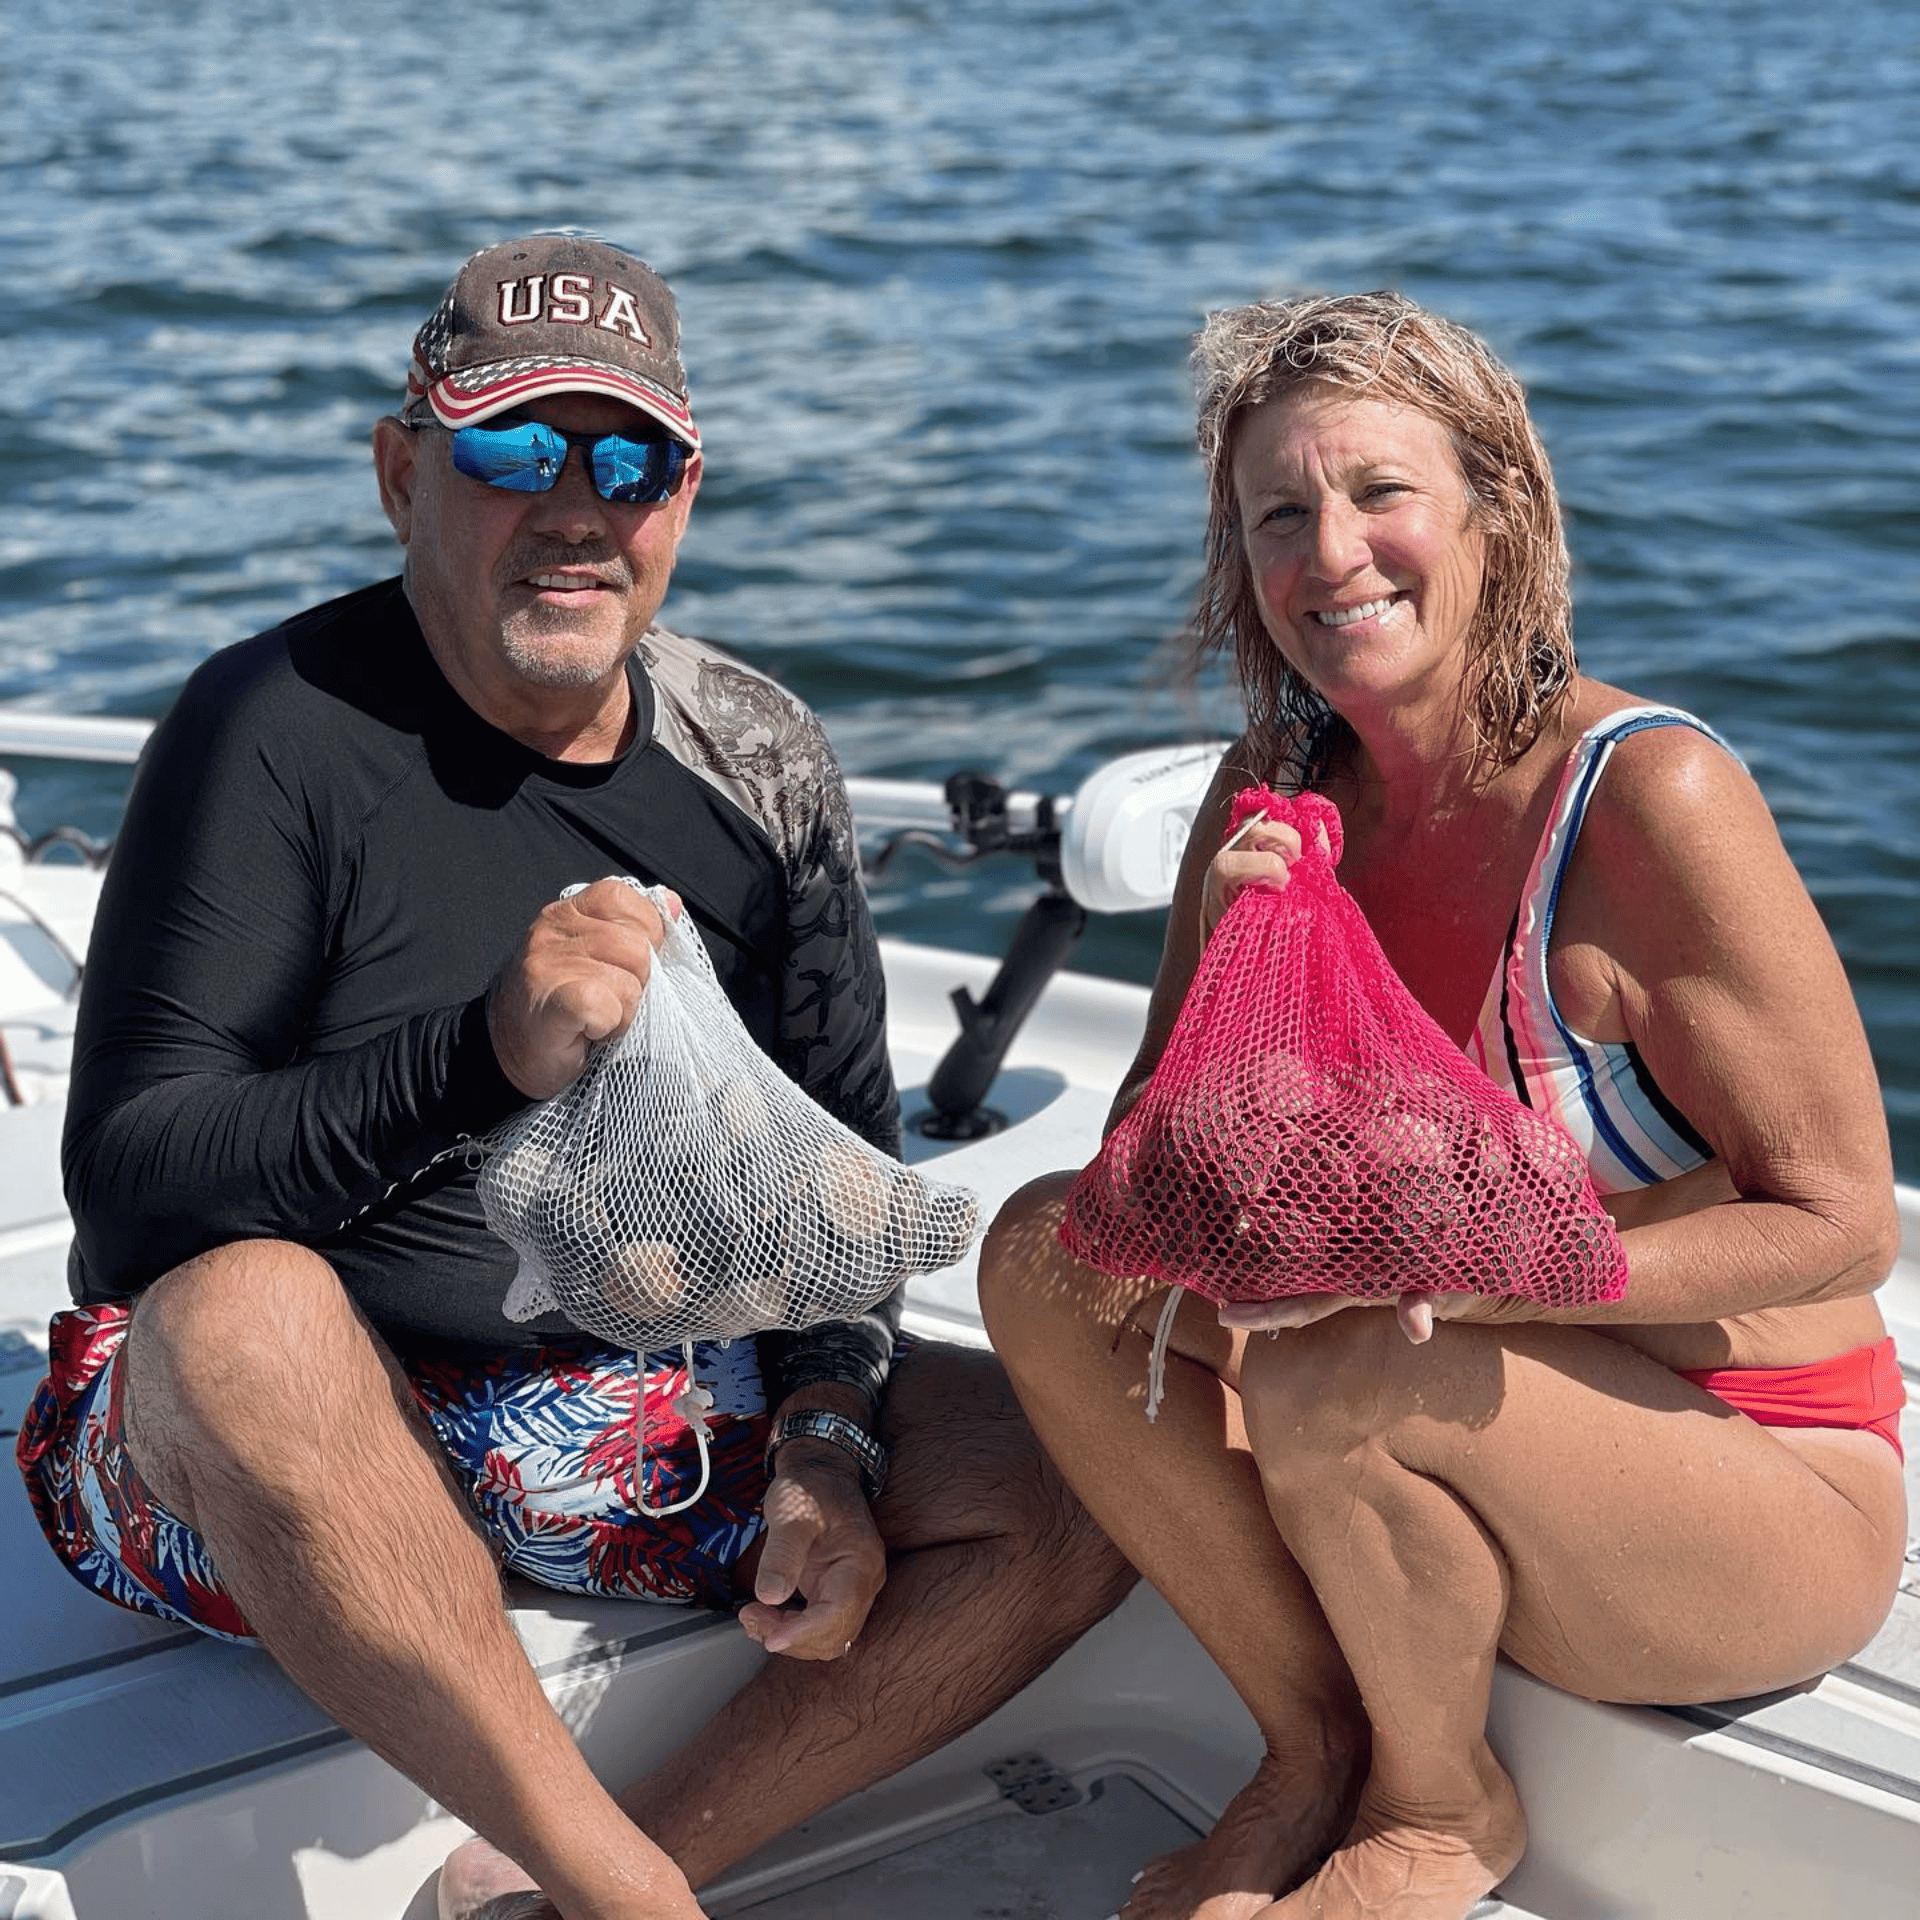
2;773;1917;1917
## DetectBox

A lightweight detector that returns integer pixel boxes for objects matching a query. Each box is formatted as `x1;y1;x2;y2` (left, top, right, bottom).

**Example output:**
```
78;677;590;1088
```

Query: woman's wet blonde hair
1191;290;1575;785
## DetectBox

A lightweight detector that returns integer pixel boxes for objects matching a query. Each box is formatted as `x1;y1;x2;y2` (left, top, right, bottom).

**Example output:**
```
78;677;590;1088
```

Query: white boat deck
2;850;1919;1916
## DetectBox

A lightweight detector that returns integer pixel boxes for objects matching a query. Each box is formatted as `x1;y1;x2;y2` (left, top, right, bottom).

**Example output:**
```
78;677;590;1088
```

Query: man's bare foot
1254;1763;1526;1919
1118;1748;1358;1920
436;1836;557;1920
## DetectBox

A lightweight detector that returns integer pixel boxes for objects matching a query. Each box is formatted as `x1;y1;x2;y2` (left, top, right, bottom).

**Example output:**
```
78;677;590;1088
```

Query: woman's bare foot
436;1836;557;1920
1118;1747;1359;1920
1254;1761;1526;1919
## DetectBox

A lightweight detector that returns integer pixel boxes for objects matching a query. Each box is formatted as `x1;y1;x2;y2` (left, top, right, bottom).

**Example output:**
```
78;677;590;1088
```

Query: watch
765;1409;890;1503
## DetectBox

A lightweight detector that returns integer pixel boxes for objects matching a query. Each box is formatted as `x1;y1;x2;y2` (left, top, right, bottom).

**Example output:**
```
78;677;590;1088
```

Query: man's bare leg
120;1241;704;1920
439;1338;1139;1917
636;1342;1137;1876
977;1176;1369;1920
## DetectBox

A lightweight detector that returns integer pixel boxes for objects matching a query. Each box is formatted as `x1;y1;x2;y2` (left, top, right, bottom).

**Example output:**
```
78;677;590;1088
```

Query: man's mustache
499;544;634;588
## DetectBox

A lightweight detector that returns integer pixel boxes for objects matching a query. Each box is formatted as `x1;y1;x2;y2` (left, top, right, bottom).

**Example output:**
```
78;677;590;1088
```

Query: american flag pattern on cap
401;232;700;451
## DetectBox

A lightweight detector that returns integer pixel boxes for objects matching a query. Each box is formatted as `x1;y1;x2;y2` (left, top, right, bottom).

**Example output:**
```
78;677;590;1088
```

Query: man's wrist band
769;1351;886;1414
762;1319;894;1413
764;1409;889;1502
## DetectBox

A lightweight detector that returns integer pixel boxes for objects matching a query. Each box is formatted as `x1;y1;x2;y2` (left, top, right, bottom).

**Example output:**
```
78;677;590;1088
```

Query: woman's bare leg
1235;1312;1907;1920
979;1176;1368;1920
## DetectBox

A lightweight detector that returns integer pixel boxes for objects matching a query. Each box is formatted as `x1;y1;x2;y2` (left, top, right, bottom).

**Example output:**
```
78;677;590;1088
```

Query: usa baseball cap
401;231;699;451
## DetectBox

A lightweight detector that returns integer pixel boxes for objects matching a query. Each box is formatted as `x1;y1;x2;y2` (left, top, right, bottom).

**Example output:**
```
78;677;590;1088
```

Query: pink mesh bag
1060;787;1628;1313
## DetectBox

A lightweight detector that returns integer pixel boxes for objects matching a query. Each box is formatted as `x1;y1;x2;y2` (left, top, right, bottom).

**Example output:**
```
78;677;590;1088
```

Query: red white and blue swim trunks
14;1303;773;1642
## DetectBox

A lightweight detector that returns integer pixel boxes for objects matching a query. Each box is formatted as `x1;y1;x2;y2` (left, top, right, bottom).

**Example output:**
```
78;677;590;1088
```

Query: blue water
4;0;1917;1175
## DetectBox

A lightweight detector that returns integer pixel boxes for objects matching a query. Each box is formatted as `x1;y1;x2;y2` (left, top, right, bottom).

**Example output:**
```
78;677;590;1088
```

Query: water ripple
4;0;1916;1169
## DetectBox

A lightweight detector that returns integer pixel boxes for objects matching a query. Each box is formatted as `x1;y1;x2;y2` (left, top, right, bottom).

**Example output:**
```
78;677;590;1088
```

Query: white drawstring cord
633;1338;715;1518
1143;1286;1184;1423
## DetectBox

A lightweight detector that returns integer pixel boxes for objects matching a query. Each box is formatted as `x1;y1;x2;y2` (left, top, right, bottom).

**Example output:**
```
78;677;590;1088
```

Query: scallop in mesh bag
1060;788;1628;1321
478;880;982;1352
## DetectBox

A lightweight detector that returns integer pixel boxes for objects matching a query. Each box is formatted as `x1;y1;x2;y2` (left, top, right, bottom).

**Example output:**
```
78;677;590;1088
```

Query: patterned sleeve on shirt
639;628;908;1414
638;627;900;1158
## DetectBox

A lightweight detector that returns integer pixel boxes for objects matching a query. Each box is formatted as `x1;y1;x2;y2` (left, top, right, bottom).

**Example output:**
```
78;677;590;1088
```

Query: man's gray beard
500;621;627;690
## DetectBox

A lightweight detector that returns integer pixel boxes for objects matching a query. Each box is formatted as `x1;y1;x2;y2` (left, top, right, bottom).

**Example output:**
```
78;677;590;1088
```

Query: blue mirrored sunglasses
423;417;691;506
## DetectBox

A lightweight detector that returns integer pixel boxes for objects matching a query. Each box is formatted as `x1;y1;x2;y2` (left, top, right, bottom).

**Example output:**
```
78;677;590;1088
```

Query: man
16;232;1133;1920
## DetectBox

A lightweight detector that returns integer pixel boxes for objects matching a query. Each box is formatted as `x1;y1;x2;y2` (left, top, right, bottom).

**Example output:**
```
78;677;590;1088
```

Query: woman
977;292;1905;1920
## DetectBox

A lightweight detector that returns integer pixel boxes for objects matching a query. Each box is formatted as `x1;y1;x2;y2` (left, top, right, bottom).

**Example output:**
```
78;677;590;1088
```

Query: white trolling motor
863;740;1230;1137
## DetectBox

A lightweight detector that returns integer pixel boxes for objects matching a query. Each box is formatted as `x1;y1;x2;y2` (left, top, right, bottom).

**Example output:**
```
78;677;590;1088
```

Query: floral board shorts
14;1302;774;1642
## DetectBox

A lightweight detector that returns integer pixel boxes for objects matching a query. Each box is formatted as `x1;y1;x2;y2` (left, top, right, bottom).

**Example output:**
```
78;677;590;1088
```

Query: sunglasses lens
591;436;685;505
446;421;686;503
449;421;566;492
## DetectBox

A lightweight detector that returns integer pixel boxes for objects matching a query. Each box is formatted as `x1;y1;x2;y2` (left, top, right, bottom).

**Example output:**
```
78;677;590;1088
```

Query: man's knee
122;1240;378;1514
882;1343;1050;1530
130;1240;357;1393
883;1343;1135;1613
138;1236;341;1318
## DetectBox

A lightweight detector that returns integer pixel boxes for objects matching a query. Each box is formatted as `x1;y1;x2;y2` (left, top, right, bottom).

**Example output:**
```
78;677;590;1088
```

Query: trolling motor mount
874;771;1086;1140
878;745;1227;1141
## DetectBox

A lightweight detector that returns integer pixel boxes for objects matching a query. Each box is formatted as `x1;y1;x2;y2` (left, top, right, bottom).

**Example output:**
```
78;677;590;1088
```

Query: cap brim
418;359;700;450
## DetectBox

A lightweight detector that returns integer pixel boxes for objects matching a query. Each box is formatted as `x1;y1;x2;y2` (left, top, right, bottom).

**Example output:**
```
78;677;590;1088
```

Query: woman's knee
1237;1307;1437;1458
977;1170;1165;1364
976;1171;1081;1339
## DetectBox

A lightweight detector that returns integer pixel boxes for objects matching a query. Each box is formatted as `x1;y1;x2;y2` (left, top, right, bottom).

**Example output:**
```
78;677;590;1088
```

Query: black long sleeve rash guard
63;579;905;1372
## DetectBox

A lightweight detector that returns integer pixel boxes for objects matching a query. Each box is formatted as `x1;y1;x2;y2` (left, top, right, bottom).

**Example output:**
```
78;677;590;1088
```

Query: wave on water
4;0;1916;1169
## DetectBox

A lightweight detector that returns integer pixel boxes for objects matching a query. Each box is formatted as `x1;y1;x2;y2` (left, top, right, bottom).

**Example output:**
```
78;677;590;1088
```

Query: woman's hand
1218;1288;1464;1345
1200;816;1318;945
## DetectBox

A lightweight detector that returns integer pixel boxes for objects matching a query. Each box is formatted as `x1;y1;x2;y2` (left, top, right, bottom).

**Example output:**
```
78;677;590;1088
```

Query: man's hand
737;1441;887;1660
487;879;680;1100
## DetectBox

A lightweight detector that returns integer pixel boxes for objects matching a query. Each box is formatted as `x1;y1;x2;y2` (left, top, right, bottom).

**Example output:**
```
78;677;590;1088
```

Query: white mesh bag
477;880;981;1352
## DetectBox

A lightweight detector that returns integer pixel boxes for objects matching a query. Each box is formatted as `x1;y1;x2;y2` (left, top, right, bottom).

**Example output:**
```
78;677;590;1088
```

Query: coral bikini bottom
1678;1337;1906;1461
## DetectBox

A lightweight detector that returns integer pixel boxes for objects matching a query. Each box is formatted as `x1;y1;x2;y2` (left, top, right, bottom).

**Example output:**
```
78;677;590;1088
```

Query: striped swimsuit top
1466;706;1727;1195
